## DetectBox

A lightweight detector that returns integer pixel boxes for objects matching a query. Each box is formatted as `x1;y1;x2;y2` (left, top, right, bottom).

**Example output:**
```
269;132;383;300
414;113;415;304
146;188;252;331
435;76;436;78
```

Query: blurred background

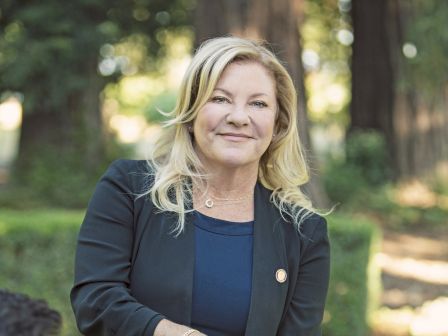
0;0;447;335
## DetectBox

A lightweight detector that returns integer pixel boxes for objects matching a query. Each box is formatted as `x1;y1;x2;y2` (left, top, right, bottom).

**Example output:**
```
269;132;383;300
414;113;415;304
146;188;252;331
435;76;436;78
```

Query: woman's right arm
70;160;203;336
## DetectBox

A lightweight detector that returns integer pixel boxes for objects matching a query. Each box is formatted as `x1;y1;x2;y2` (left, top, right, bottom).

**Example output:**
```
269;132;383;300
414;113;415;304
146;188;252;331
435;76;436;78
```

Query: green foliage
345;130;392;185
323;129;448;230
324;161;368;203
324;214;381;336
302;0;352;125
0;138;130;209
0;0;195;209
401;0;448;95
0;0;194;113
303;0;351;70
0;209;84;336
366;185;448;230
324;130;392;203
430;177;448;196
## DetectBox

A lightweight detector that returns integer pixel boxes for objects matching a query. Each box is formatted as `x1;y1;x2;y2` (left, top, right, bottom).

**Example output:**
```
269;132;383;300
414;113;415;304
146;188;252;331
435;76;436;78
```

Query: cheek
195;108;222;133
255;114;276;138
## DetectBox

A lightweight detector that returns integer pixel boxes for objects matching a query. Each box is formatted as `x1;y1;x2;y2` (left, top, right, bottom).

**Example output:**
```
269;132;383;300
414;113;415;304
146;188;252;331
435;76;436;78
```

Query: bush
0;209;83;336
345;130;392;186
0;209;381;336
323;213;382;336
324;130;392;204
3;137;131;209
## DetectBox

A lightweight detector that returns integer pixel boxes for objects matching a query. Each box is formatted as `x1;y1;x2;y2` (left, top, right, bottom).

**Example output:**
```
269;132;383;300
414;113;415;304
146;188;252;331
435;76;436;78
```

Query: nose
226;104;250;126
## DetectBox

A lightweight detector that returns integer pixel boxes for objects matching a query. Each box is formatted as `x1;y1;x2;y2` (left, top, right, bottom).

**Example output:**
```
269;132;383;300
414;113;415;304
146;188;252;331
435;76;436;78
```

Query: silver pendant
205;199;214;208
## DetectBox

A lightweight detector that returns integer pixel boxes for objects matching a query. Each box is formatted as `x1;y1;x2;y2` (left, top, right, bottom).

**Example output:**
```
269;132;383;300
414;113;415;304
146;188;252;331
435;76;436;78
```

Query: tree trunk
195;0;330;208
15;94;104;165
394;81;448;179
350;0;396;162
350;0;448;181
79;60;106;173
13;62;106;205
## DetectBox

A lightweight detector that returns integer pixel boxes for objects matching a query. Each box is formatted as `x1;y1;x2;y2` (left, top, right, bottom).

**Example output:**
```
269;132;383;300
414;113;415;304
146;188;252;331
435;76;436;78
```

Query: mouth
218;132;253;141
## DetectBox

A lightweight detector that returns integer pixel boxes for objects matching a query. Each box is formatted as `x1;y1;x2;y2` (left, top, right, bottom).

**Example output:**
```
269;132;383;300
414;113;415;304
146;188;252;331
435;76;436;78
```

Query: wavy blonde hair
144;36;315;234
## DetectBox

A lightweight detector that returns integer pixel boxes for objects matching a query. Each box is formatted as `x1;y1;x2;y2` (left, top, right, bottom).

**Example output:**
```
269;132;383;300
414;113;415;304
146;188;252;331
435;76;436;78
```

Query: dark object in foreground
0;289;61;336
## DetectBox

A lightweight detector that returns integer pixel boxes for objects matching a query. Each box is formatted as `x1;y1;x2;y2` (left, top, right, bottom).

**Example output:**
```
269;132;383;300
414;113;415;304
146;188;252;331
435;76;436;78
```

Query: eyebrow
214;87;269;98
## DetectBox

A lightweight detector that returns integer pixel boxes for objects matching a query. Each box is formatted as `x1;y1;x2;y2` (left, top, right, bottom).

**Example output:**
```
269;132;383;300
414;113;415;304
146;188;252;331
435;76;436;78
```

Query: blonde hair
144;36;315;234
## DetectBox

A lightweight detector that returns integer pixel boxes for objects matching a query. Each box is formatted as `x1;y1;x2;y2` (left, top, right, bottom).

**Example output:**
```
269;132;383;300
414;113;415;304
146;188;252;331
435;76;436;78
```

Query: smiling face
192;61;277;172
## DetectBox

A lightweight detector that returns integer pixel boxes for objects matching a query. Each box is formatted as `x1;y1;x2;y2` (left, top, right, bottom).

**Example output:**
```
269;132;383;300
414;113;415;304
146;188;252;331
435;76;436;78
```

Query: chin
216;155;258;169
221;161;252;168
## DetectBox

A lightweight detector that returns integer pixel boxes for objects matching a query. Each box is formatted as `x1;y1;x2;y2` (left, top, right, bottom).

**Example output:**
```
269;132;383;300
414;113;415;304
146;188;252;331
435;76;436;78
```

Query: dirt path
372;226;448;336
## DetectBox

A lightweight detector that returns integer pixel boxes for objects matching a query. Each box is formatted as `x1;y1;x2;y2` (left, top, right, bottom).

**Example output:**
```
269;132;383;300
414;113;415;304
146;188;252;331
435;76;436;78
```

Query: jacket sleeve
277;216;331;336
70;160;164;335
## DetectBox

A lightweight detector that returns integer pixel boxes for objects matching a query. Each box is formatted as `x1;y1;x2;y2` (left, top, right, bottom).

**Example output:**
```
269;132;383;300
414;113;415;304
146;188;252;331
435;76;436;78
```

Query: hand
153;319;207;336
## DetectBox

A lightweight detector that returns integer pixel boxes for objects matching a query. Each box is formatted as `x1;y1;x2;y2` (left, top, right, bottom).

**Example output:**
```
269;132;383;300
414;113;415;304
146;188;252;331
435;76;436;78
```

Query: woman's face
192;61;277;171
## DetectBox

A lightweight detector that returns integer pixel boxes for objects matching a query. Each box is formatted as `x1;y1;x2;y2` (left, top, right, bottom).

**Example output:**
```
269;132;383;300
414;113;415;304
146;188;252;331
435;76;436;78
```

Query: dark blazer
71;159;330;336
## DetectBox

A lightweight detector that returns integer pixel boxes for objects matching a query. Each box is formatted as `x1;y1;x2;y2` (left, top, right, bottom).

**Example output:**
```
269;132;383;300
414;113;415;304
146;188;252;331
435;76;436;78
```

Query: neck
192;164;257;217
213;168;257;196
195;163;259;198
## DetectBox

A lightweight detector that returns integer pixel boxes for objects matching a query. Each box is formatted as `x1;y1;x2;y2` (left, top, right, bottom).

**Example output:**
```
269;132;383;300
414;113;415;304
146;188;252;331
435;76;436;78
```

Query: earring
188;125;193;133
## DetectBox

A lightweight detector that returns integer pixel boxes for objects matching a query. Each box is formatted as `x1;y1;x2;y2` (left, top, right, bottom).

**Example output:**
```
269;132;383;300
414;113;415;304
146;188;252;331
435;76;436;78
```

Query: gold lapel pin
276;268;287;283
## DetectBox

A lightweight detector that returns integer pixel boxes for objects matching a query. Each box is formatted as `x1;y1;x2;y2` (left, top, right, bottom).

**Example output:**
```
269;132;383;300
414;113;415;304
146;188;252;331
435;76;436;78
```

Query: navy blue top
191;211;254;336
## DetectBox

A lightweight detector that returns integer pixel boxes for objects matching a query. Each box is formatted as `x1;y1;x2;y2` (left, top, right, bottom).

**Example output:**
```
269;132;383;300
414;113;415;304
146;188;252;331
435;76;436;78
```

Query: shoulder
107;159;151;175
256;183;327;241
102;159;153;194
280;209;328;246
298;212;328;243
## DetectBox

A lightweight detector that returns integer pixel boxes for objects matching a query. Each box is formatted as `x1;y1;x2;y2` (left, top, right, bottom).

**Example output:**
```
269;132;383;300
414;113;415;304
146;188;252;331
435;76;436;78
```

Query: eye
210;96;230;104
250;100;268;108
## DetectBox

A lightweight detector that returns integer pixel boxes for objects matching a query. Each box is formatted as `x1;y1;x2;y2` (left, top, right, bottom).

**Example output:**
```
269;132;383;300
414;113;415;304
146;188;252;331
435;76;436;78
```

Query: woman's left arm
277;216;330;336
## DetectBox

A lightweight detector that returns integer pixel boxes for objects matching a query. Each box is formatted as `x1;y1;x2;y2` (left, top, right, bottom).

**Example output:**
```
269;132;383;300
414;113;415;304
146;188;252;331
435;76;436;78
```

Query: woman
71;36;330;336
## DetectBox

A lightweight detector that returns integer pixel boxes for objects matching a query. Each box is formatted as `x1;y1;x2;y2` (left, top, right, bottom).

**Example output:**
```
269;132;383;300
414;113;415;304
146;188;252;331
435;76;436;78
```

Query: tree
393;0;448;179
0;0;193;205
350;0;448;180
194;0;329;208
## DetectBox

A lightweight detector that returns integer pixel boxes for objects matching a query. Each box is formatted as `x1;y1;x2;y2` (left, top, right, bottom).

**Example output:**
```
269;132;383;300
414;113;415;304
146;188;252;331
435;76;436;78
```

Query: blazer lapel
245;184;289;336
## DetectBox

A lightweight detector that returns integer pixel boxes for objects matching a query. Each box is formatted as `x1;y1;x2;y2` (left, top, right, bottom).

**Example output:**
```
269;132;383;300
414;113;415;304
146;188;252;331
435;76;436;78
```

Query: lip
219;132;253;141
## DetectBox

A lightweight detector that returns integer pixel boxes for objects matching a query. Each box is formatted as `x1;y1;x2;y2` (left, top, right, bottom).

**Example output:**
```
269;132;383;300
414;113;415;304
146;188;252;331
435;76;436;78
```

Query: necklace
204;193;253;208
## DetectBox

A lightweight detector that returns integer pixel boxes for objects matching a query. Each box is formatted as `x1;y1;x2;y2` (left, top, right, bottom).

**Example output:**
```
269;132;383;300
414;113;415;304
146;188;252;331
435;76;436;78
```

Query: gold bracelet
182;329;197;336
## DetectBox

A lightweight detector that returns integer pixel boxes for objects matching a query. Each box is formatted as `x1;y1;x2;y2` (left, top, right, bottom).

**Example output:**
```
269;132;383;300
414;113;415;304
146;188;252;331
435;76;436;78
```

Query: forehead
215;61;276;95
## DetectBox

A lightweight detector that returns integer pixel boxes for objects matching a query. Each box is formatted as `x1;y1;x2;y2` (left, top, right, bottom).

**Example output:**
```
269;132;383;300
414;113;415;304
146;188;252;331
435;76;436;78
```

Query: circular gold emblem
276;269;287;283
